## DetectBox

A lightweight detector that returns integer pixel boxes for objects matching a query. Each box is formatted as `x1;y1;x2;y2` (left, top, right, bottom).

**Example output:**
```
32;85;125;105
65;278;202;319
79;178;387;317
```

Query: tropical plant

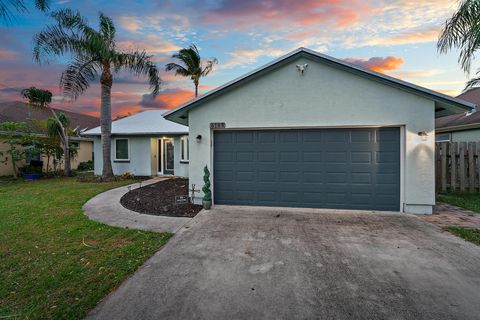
202;165;211;202
0;121;37;179
0;0;49;23
166;44;217;97
22;87;72;176
33;9;161;178
438;0;480;88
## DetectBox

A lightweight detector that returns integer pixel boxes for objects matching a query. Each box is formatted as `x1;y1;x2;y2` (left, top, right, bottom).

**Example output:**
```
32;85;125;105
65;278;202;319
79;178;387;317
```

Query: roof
0;101;99;135
164;47;475;126
436;88;480;132
82;110;188;136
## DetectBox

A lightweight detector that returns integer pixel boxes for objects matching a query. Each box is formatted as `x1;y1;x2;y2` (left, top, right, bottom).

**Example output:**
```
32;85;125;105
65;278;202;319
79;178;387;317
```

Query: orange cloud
343;56;404;73
0;49;17;59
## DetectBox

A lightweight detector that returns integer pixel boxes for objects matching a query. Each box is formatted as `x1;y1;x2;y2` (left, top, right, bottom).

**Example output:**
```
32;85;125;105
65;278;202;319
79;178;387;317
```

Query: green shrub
202;165;211;202
77;160;94;171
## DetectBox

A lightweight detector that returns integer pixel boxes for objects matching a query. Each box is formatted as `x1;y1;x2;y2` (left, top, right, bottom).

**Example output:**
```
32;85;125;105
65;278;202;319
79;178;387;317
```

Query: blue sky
0;0;472;117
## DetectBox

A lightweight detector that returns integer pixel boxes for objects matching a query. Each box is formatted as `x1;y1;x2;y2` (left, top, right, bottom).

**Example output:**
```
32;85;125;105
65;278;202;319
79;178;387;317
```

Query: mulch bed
120;178;203;217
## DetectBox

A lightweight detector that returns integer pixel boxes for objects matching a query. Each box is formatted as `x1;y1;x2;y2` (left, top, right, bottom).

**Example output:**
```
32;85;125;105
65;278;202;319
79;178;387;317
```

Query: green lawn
447;226;480;246
0;178;172;319
437;193;480;213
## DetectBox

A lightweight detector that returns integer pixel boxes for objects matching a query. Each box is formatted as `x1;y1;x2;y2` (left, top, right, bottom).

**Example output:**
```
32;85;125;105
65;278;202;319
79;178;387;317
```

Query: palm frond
0;0;27;23
201;57;218;76
114;50;161;96
99;13;115;47
34;0;49;12
438;0;480;73
60;55;99;100
165;62;191;77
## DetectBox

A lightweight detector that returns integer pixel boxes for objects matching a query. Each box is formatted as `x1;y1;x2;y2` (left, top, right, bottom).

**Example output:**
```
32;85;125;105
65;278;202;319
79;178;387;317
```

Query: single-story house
0;101;97;176
82;110;189;177
436;87;480;142
164;47;474;214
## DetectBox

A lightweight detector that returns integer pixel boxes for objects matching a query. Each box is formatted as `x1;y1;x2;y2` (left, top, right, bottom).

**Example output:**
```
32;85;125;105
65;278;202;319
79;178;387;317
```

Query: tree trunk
49;108;71;176
100;66;114;178
11;151;17;179
194;81;199;97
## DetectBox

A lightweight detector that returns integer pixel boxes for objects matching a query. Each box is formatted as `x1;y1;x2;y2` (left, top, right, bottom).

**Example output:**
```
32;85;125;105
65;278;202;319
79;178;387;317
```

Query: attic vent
179;115;187;119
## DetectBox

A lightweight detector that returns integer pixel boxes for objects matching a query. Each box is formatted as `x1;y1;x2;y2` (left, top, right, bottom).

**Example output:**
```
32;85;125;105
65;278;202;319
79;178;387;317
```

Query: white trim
157;138;175;175
164;138;175;172
180;135;189;162
114;138;130;161
400;126;406;213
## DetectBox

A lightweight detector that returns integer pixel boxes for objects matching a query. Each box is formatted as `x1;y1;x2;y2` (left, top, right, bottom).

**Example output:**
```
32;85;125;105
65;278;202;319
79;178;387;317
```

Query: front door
162;139;174;175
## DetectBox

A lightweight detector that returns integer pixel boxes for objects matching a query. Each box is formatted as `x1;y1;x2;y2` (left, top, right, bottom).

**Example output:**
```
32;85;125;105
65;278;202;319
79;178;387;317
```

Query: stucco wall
452;129;480;142
93;135;187;177
188;56;436;214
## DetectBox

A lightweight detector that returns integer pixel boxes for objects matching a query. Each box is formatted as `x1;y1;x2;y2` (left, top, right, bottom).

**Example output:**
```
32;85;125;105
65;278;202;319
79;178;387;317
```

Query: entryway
158;138;174;175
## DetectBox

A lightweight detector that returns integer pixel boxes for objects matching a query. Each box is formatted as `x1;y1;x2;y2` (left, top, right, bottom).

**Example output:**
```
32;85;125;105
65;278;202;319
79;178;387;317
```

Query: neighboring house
0;101;98;176
82;110;188;177
164;47;474;214
435;88;480;142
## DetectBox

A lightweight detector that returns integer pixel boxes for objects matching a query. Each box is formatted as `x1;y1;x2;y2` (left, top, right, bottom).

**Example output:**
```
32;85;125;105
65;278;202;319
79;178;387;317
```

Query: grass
0;178;173;319
447;226;480;246
437;193;480;213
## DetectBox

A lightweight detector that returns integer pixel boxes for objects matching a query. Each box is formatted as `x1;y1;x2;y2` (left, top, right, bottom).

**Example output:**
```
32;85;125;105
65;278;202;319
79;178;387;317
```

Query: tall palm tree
166;44;217;97
22;86;72;176
438;0;480;88
33;9;161;178
0;0;49;23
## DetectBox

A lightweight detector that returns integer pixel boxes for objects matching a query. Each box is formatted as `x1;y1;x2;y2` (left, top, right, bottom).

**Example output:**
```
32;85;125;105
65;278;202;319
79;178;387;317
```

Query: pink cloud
343;56;404;73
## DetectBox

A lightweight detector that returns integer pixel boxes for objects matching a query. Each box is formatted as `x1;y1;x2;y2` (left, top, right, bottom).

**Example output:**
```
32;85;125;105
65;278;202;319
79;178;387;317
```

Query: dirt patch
120;178;203;217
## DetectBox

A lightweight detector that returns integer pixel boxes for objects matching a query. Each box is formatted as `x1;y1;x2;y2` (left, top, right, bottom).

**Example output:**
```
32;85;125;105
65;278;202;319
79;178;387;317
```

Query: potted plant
202;165;212;209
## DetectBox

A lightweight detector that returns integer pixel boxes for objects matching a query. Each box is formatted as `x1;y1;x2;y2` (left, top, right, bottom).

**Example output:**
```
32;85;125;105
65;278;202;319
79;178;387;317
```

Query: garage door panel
214;128;400;211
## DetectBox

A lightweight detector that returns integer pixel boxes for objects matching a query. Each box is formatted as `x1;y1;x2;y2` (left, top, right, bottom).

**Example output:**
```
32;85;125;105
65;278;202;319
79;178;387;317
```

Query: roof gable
164;48;475;125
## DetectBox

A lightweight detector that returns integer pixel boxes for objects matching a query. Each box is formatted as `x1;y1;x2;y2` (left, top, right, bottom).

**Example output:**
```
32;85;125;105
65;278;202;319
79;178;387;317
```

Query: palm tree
22;87;72;176
33;9;161;178
166;44;217;97
438;0;480;88
0;0;49;23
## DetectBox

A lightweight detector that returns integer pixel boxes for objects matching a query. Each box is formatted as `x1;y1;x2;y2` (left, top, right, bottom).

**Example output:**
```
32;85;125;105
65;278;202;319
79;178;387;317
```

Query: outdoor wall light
417;131;429;141
196;134;202;143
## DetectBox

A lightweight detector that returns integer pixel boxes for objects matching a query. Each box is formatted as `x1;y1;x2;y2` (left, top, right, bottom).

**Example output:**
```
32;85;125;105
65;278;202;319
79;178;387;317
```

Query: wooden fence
435;142;480;193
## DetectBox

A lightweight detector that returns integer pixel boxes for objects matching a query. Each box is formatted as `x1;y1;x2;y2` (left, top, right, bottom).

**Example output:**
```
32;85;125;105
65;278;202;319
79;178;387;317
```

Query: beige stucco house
0;101;98;176
164;48;474;214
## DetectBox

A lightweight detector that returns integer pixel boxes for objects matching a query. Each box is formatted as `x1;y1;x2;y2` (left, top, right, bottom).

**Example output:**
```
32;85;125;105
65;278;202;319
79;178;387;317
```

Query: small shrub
77;160;94;171
202;165;211;202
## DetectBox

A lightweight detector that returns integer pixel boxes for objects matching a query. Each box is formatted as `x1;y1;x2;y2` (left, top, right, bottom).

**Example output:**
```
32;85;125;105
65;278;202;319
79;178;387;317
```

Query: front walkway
83;177;192;233
420;203;480;229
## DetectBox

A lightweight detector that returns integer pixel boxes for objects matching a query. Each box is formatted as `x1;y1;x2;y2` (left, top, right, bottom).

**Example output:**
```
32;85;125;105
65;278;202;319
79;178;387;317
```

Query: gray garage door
213;128;400;211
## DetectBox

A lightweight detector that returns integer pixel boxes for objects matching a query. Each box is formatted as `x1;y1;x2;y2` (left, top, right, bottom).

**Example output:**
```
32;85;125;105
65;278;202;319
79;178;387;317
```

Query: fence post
459;142;466;192
450;142;457;192
441;142;447;192
468;142;475;193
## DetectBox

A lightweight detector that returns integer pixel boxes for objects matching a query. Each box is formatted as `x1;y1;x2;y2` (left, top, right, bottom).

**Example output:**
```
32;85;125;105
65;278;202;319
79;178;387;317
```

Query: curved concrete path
83;177;192;233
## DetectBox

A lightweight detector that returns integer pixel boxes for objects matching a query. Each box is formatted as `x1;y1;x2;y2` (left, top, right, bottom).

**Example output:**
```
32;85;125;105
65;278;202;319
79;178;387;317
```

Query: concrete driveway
88;206;480;320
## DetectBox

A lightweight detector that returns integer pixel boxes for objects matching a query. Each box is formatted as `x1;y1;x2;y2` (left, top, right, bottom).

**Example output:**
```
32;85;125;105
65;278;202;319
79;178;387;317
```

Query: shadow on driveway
88;206;480;320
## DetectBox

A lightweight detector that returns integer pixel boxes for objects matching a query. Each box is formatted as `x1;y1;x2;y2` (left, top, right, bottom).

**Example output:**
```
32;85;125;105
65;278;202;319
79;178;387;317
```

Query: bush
77;161;94;171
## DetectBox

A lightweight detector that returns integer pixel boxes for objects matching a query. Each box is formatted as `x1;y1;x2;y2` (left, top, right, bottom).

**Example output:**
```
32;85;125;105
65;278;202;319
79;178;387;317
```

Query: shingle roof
435;88;480;131
164;47;475;125
82;110;188;136
0;101;99;134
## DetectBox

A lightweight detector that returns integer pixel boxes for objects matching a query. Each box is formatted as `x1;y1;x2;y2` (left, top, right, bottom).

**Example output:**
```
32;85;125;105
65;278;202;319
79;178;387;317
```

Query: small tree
202;165;212;208
22;87;72;176
0;121;36;179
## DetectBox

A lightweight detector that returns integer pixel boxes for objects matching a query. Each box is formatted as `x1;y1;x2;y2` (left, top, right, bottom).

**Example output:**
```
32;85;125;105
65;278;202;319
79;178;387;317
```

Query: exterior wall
0;142;23;176
188;56;436;214
0;139;93;176
451;129;480;142
173;136;189;178
93;135;187;177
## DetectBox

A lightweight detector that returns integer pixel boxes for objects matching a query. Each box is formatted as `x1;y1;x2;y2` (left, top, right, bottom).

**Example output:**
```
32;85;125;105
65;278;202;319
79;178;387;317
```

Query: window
180;136;189;162
114;138;129;161
435;133;451;143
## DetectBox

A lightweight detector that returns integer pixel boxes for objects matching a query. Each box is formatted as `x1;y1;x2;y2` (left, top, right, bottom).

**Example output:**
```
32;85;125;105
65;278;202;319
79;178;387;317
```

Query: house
82;110;188;177
0;101;98;176
435;87;480;142
164;47;474;214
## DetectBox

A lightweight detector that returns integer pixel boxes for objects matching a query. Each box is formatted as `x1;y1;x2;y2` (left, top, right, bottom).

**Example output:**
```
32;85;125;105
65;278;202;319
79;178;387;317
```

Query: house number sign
210;122;226;129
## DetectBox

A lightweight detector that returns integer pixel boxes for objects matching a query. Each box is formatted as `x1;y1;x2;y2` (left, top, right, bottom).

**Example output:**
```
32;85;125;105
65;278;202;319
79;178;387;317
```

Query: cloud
343;56;404;73
139;88;194;109
119;16;140;33
0;48;17;59
363;27;440;47
220;48;285;70
117;35;181;55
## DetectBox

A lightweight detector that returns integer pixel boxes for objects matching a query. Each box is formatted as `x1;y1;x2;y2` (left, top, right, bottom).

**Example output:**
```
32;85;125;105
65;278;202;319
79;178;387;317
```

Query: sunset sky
0;0;472;118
